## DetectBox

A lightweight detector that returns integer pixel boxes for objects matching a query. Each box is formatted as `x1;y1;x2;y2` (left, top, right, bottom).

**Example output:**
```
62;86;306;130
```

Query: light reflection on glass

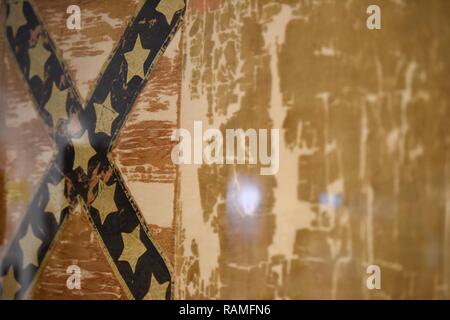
227;175;261;217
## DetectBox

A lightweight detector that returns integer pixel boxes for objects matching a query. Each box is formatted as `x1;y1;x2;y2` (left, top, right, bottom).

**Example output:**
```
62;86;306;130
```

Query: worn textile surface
1;0;450;300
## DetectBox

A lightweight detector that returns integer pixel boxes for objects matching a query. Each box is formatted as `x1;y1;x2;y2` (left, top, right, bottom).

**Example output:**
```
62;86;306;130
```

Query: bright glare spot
239;184;260;216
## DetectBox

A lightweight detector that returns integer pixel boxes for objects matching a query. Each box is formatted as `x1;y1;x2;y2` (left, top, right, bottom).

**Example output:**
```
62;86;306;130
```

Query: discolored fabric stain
177;0;450;300
276;0;450;300
177;0;278;299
